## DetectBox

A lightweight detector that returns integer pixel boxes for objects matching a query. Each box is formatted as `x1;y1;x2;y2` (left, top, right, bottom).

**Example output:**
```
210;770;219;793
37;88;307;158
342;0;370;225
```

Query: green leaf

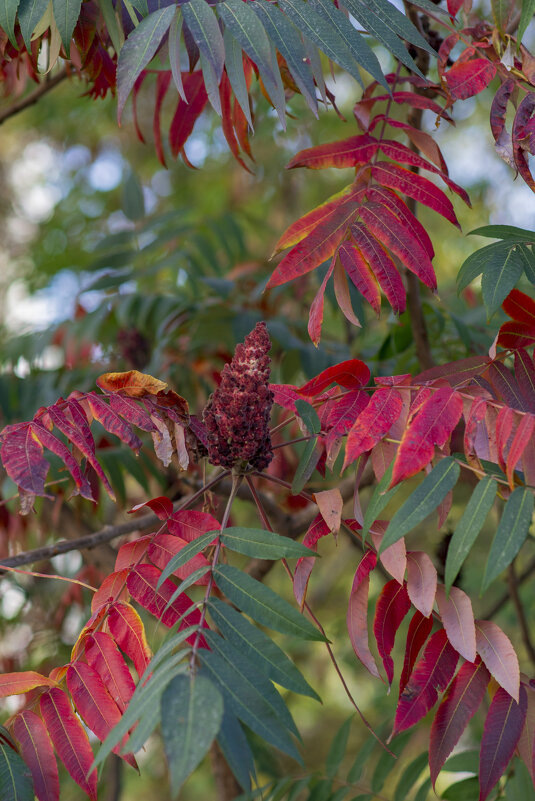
394;752;428;801
414;777;432;801
169;7;186;100
326;716;352;778
291;436;320;495
505;758;535;800
362;459;400;542
251;0;318;114
218;0;285;126
161;673;223;796
163;567;211;613
518;0;535;47
469;225;535;243
213;564;324;641
217;709;256;793
223;27;253;128
199;649;302;761
457;243;506;293
343;0;423;76
183;0;224;114
481;486;534;591
220;526;317;559
208;598;320;700
442;777;480;801
379;458;460;552
17;0;48;50
116;6;176;122
157;530;217;588
445;475;496;593
138;625;197;682
521;245;535;285
122;170;145;222
203;631;299;736
443;751;479;773
311;0;386;88
0;741;34;801
0;0;20;47
52;0;81;49
346;735;376;782
371;731;411;792
481;244;526;318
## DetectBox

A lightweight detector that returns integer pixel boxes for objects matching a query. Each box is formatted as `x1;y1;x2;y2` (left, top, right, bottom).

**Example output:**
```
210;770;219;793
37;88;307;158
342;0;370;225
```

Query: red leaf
393;629;458;737
475;619;520;701
299;359;370;396
153;71;171;166
314;489;343;533
370;163;460;228
272;186;360;253
371;523;406;584
514;350;535;412
391;387;463;486
365;186;435;259
293;556;316;609
347;550;381;679
96;370;167;397
447;0;464;18
148;533;210;583
435;585;476;663
86;393;142;451
369;115;449;172
487;363;527;411
512;94;535;192
498;321;535;351
344;386;403;469
14;710;60;801
29;423;93;500
269;384;301;412
0;671;57;697
326;389;369;452
406;551;437;618
503;288;535;324
266;201;360;288
169;71;209;157
373;579;411;686
490;79;514;144
517;680;535;782
333;258;362;328
0;423;51;498
286;133;379;169
302;513;331;550
338;242;381;314
358;91;452;121
358;202;438;289
220;71;252;173
128;496;174;520
167;509;220;543
114;536;151;571
66;663;134;767
308;257;334;345
415;355;493;387
479;685;528;801
109;394;157;432
107;601;152;679
506;413;534;487
429;658;490;787
444;58;497;101
350;222;406;313
127;564;207;644
399;611;433;695
40;688;97;801
84;632;136;713
91;569;129;612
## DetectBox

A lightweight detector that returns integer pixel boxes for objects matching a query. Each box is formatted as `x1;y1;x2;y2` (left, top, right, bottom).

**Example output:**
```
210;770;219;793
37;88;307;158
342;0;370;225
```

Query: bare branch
0;69;70;126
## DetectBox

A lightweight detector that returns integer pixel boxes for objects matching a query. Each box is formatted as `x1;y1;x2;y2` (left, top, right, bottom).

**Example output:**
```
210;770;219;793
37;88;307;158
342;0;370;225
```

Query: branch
482;553;535;620
0;69;70;126
0;471;228;573
507;561;535;669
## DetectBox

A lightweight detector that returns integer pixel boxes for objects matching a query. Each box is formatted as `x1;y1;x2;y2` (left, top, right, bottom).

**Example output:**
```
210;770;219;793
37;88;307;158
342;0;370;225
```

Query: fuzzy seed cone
202;323;274;470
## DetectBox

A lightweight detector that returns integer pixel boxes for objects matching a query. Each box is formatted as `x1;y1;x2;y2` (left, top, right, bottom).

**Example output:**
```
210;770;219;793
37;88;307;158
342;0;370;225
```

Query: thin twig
483;554;535;619
507;561;535;668
0;470;229;573
0;69;69;125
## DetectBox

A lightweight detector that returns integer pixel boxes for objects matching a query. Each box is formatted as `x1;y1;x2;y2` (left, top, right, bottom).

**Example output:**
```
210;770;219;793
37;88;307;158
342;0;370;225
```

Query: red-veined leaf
514;349;535;412
391;387;463;486
512;94;535;192
299;359;370;396
347;550;381;679
127;564;207;645
66;663;135;767
0;671;56;697
338;242;381;314
169;70;209;158
350;222;406;313
370;163;460;228
220;71;252;173
370;522;406;584
272;185;360;254
308;257;334;345
447;0;464;18
392;628;458;737
0;424;51;498
286;133;379;169
293;555;316;609
416;355;493;387
114;536;151;571
365;186;435;259
153;70;171;167
106;601;152;679
269;383;301;412
358;202;438;289
487;362;527;411
369;115;449;172
88;393;143;450
490;79;514;145
109;394;156;432
444;58;496;101
496;406;514;471
167;509;220;542
266;201;360;288
503;288;535;324
429;658;490;787
399;611;433;695
91;569;129;612
406;551;437;618
13;710;59;801
148;533;210;584
326;389;369;446
506;414;535;487
29;423;93;500
435;584;476;663
40;688;97;801
333;258;362;327
475;619;520;701
377;141;470;205
479;685;528;801
373;579;411;686
516;679;535;782
343;387;403;470
84;632;136;713
302;513;331;550
498;321;535;350
96;370;167;397
128;496;174;520
356;91;452;122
